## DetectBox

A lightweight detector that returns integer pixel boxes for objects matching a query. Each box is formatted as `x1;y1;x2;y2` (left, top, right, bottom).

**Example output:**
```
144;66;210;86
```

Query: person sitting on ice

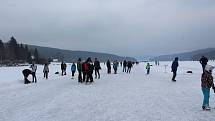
201;65;215;110
22;69;33;84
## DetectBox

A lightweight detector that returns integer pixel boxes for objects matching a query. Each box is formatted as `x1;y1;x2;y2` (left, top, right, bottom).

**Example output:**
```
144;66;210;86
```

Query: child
201;65;215;110
146;63;151;74
71;62;76;79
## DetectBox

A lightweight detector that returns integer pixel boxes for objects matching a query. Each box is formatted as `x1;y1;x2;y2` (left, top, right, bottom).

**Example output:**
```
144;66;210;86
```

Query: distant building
53;59;59;62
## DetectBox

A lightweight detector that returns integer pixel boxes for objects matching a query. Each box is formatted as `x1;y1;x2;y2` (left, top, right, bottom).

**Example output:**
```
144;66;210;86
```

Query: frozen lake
0;61;215;121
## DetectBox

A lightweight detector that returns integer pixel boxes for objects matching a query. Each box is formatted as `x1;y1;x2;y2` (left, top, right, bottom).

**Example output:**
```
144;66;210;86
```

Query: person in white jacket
30;63;37;83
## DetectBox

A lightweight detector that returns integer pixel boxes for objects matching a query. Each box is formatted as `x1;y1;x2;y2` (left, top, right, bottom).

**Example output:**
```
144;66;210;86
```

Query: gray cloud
0;0;215;57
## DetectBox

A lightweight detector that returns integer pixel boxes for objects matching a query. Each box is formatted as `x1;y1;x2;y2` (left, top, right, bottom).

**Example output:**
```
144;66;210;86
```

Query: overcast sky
0;0;215;57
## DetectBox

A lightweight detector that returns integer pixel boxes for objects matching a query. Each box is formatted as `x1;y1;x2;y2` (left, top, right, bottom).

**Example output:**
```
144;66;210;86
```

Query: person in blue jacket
71;62;76;79
171;57;179;82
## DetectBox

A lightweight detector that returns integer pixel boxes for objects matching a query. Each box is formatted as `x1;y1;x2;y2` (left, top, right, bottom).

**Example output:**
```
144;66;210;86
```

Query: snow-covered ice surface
1;61;215;121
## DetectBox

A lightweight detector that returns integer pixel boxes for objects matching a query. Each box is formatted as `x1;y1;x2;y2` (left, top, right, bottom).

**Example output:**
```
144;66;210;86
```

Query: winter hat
86;57;92;63
205;65;214;72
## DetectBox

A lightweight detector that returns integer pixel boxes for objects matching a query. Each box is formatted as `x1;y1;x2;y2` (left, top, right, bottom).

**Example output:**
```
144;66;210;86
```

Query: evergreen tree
7;36;19;61
27;51;32;63
34;48;39;63
0;39;5;64
0;37;42;64
18;43;25;61
24;45;29;61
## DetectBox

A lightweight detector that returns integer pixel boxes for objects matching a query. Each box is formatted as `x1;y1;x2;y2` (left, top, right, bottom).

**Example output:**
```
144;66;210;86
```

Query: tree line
0;36;48;65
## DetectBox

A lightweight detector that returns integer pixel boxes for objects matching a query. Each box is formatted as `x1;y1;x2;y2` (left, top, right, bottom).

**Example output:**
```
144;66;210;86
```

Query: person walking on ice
106;60;111;74
127;61;133;74
61;62;65;76
123;60;127;72
43;63;49;79
94;58;101;79
201;65;215;110
146;63;151;74
171;57;179;82
71;62;76;79
113;60;119;74
77;58;83;82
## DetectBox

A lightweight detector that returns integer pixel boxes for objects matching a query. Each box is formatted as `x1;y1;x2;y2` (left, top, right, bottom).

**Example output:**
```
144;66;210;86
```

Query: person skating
22;69;33;84
146;63;151;74
127;61;133;73
71;62;76;79
113;60;119;74
171;57;179;82
200;56;208;73
94;58;101;79
123;60;127;72
43;63;49;79
77;58;83;82
86;57;94;83
106;60;111;74
30;63;37;83
201;65;215;110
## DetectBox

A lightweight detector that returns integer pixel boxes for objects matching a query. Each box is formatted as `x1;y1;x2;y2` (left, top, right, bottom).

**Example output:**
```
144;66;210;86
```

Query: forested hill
28;45;137;62
153;48;215;61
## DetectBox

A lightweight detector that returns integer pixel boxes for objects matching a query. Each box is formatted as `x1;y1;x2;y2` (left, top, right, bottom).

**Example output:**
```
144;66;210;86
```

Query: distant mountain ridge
153;48;215;61
27;45;137;62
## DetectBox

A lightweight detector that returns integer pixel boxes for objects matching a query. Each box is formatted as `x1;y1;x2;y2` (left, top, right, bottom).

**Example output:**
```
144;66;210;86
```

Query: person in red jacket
82;61;89;83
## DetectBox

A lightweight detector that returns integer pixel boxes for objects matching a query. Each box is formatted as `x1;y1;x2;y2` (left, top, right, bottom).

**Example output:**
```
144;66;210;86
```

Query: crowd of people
22;58;137;85
22;56;215;111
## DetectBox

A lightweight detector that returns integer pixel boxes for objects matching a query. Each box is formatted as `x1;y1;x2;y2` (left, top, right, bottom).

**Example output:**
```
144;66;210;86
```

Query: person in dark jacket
127;61;133;73
61;62;64;76
146;63;151;75
171;57;179;81
77;58;83;82
113;60;119;74
22;69;32;84
123;60;127;72
94;58;101;79
199;56;208;73
106;60;111;74
63;63;67;75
